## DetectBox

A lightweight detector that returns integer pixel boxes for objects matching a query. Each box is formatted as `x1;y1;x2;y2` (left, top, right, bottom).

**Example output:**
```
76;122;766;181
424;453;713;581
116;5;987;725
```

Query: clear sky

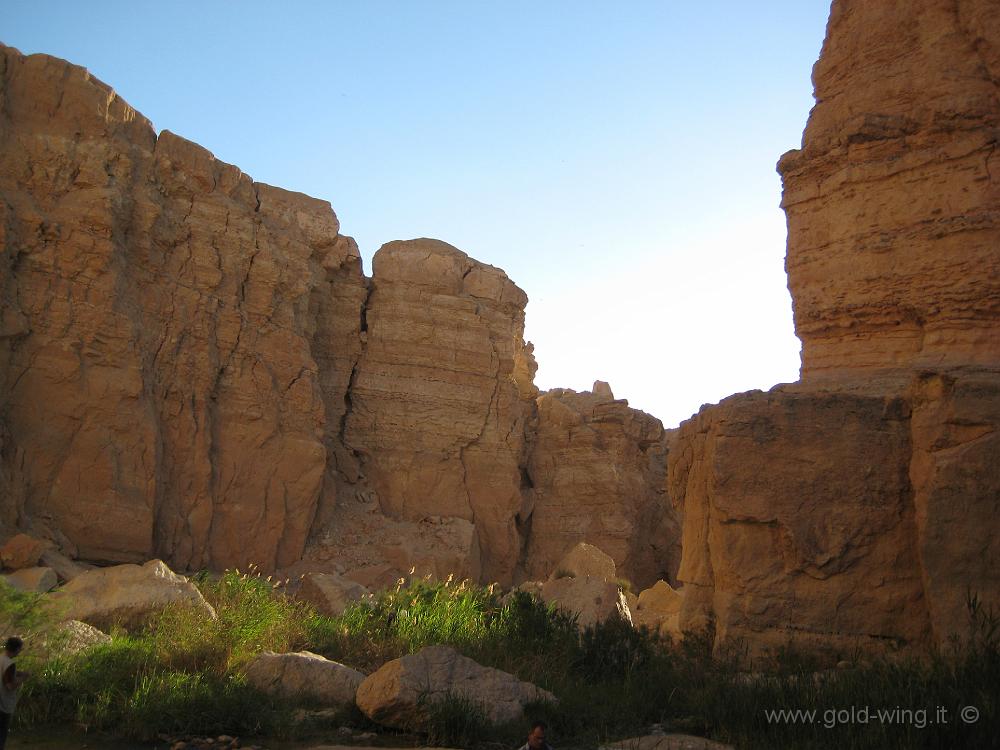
1;1;832;428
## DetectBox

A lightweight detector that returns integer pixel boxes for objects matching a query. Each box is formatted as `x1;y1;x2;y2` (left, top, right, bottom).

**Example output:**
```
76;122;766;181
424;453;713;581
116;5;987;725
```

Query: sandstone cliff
0;43;677;587
0;45;364;570
669;0;1000;656
521;383;680;590
779;0;1000;379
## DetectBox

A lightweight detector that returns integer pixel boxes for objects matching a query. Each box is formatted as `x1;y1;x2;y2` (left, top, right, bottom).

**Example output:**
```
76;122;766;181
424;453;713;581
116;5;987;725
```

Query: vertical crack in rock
458;334;501;522
335;279;372;481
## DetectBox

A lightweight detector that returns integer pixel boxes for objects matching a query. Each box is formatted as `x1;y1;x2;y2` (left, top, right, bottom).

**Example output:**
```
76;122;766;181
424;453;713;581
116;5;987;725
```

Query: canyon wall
0;46;362;571
781;0;1000;379
6;0;996;655
0;43;678;587
523;384;680;590
670;0;1000;656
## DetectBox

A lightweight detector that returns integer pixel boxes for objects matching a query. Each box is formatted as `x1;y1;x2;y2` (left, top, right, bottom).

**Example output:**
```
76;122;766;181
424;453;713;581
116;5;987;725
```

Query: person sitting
519;720;553;750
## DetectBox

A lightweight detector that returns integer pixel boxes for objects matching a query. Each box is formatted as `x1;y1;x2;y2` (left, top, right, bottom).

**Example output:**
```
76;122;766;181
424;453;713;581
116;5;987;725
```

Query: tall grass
2;574;998;749
8;570;302;740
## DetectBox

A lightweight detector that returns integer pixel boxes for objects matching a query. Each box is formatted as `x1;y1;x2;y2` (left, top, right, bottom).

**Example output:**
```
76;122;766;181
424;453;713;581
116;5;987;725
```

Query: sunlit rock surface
669;0;1000;657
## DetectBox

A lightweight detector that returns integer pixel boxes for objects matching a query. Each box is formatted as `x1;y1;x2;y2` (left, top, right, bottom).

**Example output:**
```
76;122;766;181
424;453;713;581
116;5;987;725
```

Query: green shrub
149;567;309;674
9;571;1000;750
0;580;59;641
420;690;493;747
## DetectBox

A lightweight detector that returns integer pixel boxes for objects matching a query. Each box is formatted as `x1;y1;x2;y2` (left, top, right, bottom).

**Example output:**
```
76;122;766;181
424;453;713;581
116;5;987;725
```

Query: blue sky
1;1;832;427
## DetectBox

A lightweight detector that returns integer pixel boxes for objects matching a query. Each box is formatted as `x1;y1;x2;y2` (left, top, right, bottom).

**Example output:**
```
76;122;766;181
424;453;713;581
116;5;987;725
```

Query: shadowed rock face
522;386;681;590
0;43;675;585
669;0;1000;657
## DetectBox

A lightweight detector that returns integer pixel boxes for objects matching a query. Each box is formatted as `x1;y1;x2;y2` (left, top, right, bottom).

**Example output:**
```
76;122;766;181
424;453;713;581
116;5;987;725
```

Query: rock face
522;385;681;589
355;645;555;729
0;44;365;570
908;371;1000;645
0;43;691;587
779;0;1000;379
669;385;929;653
669;0;1000;657
335;239;538;585
244;651;365;707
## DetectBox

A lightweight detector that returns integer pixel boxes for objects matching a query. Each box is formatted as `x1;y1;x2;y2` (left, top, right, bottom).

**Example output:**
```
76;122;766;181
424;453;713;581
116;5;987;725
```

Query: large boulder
0;534;51;570
2;566;57;593
47;559;215;629
244;651;365;707
539;576;632;629
36;619;112;659
549;542;617;582
38;549;90;582
355;645;555;729
295;572;369;617
633;580;683;637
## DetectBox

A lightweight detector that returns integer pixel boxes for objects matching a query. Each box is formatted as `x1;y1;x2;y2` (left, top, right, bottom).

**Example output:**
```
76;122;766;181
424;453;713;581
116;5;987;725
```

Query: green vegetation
2;573;997;749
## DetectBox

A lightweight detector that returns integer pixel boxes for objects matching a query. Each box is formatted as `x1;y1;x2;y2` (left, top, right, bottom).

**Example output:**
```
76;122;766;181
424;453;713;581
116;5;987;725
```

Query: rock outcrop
521;384;681;589
779;0;1000;379
331;238;538;585
669;0;1000;657
0;43;365;570
0;42;690;589
669;385;930;654
355;645;555;728
47;559;215;629
244;651;365;707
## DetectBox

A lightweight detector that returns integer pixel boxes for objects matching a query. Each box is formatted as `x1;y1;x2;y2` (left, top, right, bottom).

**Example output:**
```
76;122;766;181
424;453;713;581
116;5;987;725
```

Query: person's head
526;720;548;749
3;637;22;657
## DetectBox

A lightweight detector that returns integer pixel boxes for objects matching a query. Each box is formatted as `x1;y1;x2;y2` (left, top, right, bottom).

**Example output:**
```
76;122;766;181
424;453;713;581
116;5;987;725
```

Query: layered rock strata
521;384;680;588
670;0;1000;656
340;238;538;585
0;44;365;570
779;0;1000;379
0;43;677;587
